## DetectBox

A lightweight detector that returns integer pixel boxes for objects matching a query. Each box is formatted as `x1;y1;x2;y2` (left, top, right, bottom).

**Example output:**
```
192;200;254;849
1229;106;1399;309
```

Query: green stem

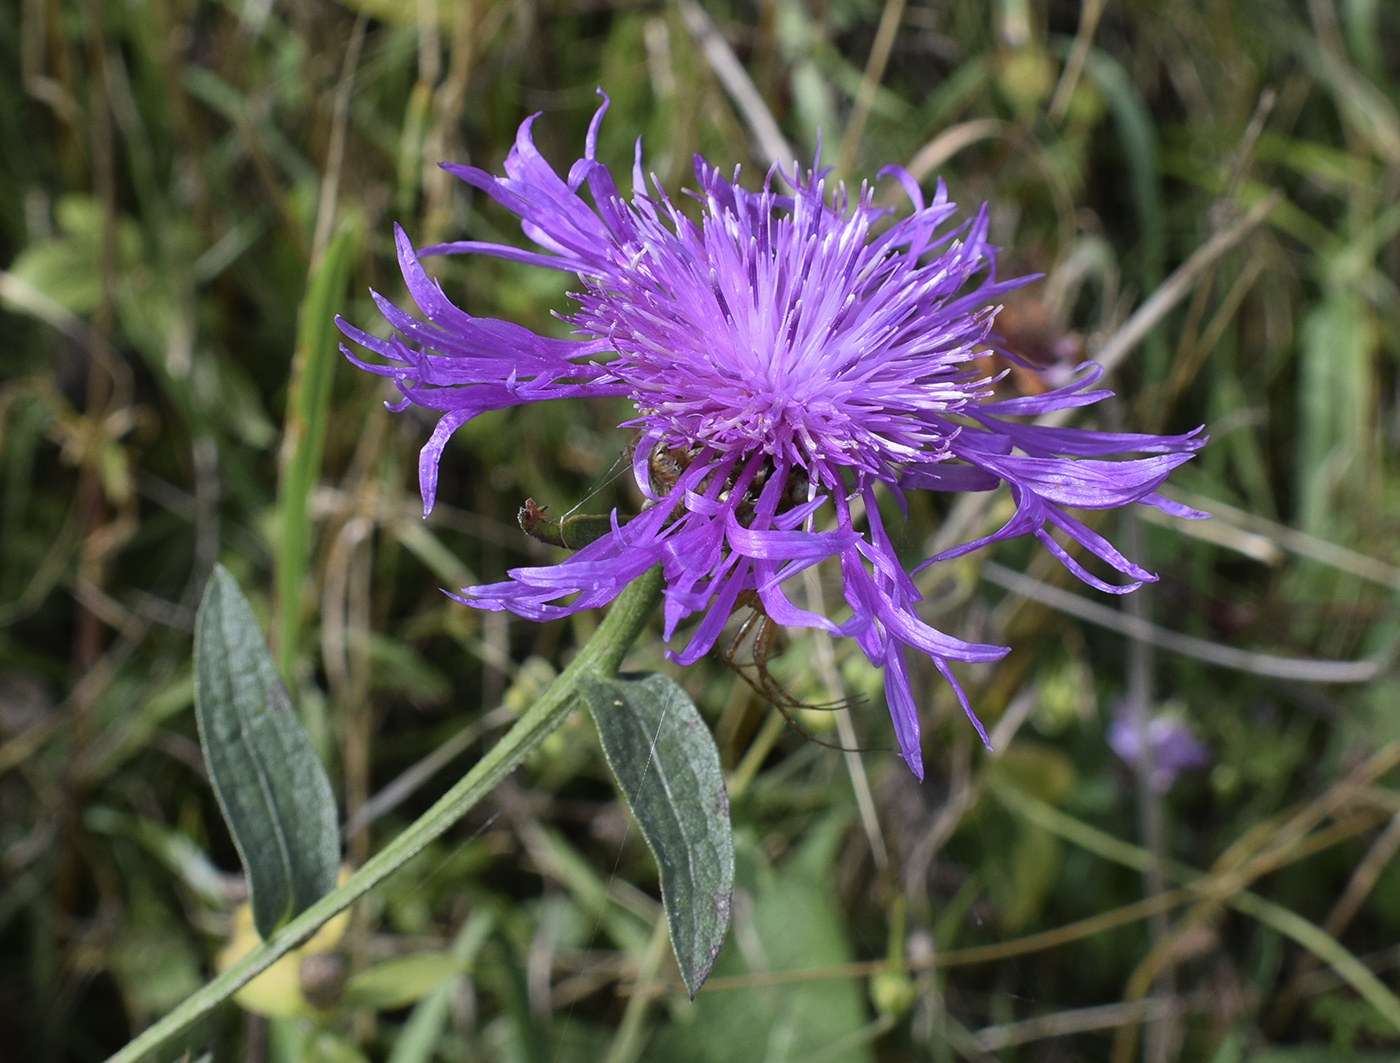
107;567;664;1063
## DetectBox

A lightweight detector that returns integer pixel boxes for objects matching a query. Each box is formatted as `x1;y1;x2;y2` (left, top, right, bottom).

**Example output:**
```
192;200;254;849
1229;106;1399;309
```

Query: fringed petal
340;100;1205;781
883;645;924;779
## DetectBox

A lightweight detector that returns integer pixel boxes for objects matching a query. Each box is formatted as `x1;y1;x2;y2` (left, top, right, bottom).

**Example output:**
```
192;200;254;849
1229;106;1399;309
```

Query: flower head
339;95;1205;779
1108;704;1212;792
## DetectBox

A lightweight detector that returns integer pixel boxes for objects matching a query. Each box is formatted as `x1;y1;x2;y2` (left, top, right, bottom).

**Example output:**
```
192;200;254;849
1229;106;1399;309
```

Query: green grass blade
274;224;359;681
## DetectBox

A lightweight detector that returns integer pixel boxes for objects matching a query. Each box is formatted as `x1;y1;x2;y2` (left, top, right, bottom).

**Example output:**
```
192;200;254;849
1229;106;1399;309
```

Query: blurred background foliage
2;0;1400;1060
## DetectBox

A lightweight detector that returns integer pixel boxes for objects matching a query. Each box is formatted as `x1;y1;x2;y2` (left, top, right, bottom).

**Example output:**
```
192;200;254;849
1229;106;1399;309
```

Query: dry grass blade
1136;503;1283;565
803;567;887;870
678;1;794;169
340;705;515;839
1320;808;1400;943
1161;253;1267;411
617;887;1197;999
1108;741;1400;1060
1044;190;1284;421
903;685;1037;897
1271;808;1400;1030
983;561;1398;682
1048;0;1109;122
620;753;1400;1001
0;490;83;626
310;12;367;267
974;996;1189;1051
0;716;64;777
1162;486;1400;591
875;119;1004;209
0;271;93;346
836;0;908;179
604;916;670;1063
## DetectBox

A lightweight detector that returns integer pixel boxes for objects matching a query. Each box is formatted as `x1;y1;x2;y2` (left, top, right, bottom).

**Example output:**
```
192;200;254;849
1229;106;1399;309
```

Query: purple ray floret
339;94;1205;779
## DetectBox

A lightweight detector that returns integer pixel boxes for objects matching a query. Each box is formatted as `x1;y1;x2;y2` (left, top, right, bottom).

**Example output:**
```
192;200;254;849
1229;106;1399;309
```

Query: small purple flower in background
1108;706;1212;792
339;93;1206;779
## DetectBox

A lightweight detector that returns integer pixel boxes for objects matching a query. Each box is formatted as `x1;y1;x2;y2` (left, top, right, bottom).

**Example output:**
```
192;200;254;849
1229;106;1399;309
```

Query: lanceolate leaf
579;672;733;997
195;565;340;938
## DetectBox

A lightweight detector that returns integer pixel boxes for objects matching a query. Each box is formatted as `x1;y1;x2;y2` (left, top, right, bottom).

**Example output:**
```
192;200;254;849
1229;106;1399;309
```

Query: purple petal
418;239;578;272
419;410;470;515
673;559;753;665
970;452;1194;509
723;514;856;561
1044;506;1156;584
972;416;1207;458
877;165;925;212
975;364;1109;415
1139;492;1210;519
932;656;991;749
1033;527;1146;595
900;462;1001;493
883;645;924;779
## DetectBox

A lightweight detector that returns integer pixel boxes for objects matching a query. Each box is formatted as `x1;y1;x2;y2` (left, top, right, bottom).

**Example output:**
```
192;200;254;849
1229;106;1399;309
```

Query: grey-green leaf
579;672;733;998
194;565;340;938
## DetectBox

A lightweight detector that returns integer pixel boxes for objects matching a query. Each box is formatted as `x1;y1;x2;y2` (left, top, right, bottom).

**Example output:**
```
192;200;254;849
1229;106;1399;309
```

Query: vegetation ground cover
2;0;1400;1060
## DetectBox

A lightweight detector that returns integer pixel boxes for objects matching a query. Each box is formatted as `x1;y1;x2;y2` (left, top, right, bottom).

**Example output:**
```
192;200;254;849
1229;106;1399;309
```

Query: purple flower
339;95;1205;779
1107;707;1212;791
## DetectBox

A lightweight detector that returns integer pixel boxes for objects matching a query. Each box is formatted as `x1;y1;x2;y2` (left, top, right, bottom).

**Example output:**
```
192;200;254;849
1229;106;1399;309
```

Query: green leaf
270;1022;371;1063
343;952;465;1012
106;569;664;1063
7;238;100;315
578;672;733;998
644;817;873;1063
194;565;341;939
387;910;495;1063
1297;290;1376;536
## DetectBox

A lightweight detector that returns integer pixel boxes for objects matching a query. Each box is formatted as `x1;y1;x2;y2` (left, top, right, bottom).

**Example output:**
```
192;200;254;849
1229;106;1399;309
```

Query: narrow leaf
274;223;359;679
579;672;733;997
195;565;341;938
